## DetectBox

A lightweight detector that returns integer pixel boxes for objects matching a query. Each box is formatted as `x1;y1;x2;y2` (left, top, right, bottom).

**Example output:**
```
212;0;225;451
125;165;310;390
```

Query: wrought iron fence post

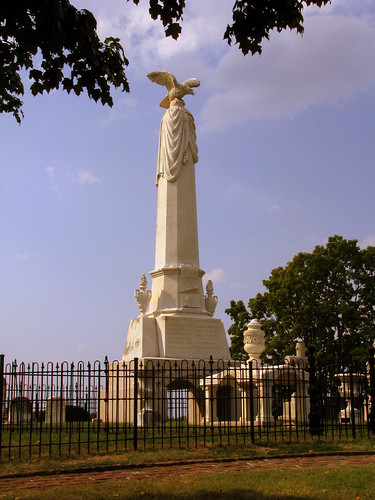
0;354;4;459
133;357;138;451
248;360;255;444
104;356;109;435
308;345;322;436
209;356;214;441
368;347;375;435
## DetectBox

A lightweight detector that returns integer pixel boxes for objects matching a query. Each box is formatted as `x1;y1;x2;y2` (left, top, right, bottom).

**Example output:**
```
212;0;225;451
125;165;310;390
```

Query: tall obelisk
123;72;230;361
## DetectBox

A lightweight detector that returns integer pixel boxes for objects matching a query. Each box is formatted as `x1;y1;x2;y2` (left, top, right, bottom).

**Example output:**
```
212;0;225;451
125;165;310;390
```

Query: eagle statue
147;71;200;108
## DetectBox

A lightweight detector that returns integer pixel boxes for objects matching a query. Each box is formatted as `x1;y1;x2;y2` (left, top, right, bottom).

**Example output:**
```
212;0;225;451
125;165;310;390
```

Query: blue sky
1;0;375;363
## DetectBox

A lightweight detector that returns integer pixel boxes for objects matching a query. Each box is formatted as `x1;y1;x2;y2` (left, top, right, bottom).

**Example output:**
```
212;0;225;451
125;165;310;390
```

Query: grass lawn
1;437;375;498
1;436;375;476
2;464;375;499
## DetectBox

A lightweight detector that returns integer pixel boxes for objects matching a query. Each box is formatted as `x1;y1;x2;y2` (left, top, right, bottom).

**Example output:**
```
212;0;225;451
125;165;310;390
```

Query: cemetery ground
1;439;375;498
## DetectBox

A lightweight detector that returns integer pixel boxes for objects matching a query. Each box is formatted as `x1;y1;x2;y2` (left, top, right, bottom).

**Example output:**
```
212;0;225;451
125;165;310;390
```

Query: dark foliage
0;0;129;123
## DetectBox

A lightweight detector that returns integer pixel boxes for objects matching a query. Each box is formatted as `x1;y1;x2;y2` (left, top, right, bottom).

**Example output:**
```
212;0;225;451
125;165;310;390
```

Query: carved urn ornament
134;274;151;316
204;280;218;315
243;319;265;363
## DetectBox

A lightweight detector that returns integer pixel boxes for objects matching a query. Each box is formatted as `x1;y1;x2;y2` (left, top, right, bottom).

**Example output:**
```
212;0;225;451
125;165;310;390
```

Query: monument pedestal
123;316;159;359
123;310;230;361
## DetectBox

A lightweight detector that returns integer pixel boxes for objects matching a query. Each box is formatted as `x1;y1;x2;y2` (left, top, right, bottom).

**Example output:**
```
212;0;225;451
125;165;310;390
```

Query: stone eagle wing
182;78;200;89
147;71;177;91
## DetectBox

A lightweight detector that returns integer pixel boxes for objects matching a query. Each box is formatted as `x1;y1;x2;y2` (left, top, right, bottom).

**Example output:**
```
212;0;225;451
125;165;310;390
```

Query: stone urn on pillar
204;280;218;315
135;274;151;316
243;319;265;363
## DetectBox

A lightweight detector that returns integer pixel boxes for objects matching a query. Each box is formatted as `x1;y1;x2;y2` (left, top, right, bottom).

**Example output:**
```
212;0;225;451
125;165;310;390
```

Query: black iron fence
1;349;374;461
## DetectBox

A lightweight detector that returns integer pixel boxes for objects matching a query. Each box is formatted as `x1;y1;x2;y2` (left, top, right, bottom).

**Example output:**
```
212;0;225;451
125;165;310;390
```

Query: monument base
123;316;159;359
123;311;231;361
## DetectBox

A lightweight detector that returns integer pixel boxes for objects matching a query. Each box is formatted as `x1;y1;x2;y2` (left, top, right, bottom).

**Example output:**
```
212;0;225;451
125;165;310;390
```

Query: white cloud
360;235;375;248
44;165;100;193
310;0;375;17
76;170;100;186
77;0;231;84
199;12;375;131
69;1;375;134
205;268;225;285
45;165;55;176
44;165;61;195
95;0;230;60
267;204;281;213
15;253;29;260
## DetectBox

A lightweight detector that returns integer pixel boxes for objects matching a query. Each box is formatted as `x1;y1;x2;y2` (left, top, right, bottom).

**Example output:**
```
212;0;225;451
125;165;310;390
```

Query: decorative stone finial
135;274;151;316
243;319;265;363
296;341;307;362
285;340;308;366
205;280;218;315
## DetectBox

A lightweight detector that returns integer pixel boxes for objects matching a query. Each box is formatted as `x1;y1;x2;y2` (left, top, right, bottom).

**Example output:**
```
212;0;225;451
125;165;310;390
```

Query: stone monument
123;71;230;361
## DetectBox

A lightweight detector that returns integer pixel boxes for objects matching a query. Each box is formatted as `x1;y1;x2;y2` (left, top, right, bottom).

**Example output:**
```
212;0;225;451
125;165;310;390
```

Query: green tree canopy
1;0;129;123
1;0;330;123
226;236;375;367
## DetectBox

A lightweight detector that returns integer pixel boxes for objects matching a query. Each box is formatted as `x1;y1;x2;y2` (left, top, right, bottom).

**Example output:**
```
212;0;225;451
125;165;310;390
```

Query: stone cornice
150;266;205;278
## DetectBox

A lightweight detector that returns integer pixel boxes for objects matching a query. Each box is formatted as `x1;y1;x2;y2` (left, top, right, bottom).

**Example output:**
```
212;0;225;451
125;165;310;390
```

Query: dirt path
1;453;375;494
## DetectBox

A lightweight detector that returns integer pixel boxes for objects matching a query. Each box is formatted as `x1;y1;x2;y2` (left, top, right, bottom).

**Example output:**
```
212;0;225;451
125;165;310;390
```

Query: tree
1;1;129;123
226;299;251;361
226;236;375;367
223;0;330;56
1;0;330;123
